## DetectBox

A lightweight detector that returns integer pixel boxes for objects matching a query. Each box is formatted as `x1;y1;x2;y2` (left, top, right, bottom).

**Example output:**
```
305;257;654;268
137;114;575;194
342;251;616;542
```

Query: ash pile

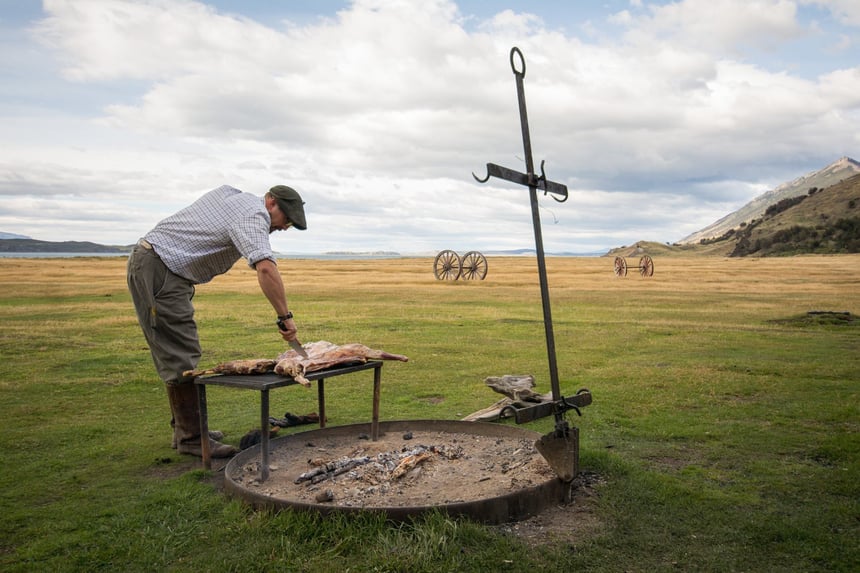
296;441;466;503
232;430;550;508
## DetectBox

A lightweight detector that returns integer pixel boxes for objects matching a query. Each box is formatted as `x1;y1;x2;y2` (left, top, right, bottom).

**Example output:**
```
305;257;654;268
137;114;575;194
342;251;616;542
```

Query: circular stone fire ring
224;419;569;524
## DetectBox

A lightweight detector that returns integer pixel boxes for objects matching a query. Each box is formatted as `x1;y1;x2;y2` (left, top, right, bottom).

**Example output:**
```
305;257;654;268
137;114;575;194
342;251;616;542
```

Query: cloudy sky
1;0;858;254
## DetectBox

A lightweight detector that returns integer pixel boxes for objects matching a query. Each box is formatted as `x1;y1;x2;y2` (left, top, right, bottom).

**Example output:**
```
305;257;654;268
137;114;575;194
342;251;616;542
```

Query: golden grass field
2;252;858;300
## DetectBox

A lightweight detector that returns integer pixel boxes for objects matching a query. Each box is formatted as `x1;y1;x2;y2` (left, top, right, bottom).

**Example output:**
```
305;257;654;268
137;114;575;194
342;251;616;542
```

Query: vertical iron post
509;48;562;413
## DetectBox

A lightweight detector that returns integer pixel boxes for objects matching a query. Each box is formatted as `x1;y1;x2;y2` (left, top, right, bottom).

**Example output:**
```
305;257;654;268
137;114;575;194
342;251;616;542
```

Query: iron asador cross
473;47;591;481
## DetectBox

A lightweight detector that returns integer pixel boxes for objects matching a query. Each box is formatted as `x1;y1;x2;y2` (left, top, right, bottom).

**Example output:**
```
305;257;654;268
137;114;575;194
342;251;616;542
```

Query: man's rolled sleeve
229;213;275;268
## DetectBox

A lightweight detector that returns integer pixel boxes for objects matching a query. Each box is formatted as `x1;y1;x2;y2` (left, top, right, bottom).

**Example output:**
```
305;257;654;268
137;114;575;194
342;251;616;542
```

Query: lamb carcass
275;340;408;386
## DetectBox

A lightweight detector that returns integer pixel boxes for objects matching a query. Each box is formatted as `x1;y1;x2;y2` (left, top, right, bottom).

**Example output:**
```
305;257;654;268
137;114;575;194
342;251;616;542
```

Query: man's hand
277;316;298;341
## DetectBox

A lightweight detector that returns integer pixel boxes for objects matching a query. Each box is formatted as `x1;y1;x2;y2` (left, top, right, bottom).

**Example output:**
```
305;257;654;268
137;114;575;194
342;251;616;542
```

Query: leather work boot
170;420;224;449
166;383;237;458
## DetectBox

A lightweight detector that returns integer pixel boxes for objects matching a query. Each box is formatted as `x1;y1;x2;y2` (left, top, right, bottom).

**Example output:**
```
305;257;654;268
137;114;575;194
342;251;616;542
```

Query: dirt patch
769;310;856;327
144;454;230;480
494;470;607;547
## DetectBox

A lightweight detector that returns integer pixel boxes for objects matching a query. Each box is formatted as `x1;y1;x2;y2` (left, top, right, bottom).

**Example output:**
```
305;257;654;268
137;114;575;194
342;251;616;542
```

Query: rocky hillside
713;172;860;256
679;157;860;245
609;170;860;257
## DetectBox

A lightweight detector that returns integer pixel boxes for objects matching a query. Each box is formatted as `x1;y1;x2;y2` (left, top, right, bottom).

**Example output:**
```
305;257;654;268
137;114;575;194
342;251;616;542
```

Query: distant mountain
679;157;860;245
610;169;860;257
721;171;860;256
0;232;31;240
0;238;129;253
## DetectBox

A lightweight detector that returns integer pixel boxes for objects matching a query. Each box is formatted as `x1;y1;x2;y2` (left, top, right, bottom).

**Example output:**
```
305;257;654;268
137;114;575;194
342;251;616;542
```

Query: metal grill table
195;360;383;481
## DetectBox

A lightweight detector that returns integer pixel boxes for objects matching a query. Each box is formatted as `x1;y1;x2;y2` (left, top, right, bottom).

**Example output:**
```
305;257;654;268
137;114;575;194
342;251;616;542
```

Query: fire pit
224;420;570;524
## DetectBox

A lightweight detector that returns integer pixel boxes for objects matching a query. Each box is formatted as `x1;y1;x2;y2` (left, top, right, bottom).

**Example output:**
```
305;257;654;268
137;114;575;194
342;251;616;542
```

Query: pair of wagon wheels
433;250;488;280
614;255;655;277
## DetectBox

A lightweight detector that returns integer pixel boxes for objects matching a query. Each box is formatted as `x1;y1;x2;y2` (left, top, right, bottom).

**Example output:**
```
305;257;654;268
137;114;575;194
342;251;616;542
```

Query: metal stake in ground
473;47;590;482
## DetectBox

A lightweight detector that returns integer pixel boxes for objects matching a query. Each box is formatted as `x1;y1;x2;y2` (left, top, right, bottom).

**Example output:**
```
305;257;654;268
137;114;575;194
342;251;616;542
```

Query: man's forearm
255;259;289;317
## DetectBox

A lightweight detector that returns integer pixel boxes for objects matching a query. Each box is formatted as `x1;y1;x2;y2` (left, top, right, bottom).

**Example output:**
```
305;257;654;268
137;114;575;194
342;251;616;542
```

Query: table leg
197;383;211;470
260;388;270;482
317;378;326;428
371;365;381;441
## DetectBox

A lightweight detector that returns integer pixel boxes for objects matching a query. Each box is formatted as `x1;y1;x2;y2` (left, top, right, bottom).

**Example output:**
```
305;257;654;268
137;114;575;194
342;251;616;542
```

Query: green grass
0;255;858;572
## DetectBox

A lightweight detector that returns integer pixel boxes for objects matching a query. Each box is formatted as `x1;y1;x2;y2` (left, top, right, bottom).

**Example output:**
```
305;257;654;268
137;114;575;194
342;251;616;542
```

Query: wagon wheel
639;255;654;277
460;251;488;280
433;250;462;280
614;256;628;277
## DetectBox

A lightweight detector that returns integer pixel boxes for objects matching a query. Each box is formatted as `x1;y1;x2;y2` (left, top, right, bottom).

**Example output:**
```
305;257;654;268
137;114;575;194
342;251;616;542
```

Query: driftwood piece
462;374;553;422
485;374;543;402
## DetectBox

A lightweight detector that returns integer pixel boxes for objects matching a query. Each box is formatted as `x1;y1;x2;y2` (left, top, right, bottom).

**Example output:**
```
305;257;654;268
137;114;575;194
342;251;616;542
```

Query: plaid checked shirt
144;185;275;284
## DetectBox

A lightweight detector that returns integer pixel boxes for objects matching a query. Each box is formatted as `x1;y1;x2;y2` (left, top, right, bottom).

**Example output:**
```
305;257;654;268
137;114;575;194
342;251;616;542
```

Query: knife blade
289;339;309;359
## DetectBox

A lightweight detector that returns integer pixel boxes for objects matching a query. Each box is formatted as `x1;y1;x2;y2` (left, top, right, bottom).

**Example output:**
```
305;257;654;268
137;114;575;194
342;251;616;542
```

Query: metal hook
537;160;569;203
472;168;491;184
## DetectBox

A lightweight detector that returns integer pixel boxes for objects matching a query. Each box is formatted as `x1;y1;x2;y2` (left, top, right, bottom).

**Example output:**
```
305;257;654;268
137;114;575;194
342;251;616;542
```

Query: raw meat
183;358;276;378
182;342;408;387
275;341;408;386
